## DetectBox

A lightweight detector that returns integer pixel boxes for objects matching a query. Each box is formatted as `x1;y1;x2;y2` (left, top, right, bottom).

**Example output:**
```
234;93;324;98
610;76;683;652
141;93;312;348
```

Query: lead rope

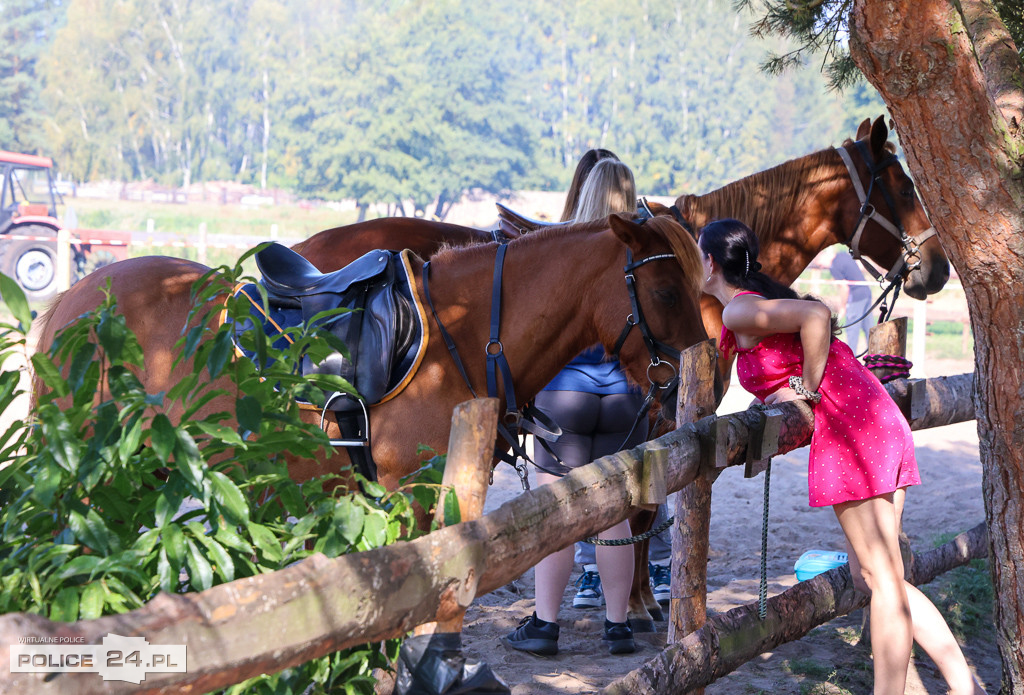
759;459;772;620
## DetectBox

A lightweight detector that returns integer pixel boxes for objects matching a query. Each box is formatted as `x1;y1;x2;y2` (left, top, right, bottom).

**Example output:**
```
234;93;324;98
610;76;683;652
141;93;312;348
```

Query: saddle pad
224;249;428;408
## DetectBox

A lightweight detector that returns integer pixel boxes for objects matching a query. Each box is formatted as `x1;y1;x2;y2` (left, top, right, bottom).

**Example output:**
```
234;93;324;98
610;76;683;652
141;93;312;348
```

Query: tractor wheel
0;226;62;303
74;249;120;282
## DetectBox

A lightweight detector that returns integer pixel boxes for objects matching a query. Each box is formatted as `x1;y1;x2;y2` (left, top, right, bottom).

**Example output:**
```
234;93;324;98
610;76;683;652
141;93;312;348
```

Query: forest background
4;0;897;220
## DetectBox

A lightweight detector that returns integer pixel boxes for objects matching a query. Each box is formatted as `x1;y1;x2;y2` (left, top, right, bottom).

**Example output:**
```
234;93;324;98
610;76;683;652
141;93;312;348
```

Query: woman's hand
764;387;808;405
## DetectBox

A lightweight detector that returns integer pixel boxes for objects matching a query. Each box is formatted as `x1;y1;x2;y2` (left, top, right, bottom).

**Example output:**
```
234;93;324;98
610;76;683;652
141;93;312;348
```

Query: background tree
849;2;1023;689
742;0;1023;688
0;0;64;152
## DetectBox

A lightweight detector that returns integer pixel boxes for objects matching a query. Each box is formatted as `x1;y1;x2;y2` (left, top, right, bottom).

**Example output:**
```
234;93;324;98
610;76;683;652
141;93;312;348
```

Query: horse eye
901;187;915;199
653;288;679;306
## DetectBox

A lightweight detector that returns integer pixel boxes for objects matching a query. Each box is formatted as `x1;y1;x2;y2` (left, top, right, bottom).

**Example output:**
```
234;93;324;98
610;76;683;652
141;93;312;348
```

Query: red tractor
0;151;131;301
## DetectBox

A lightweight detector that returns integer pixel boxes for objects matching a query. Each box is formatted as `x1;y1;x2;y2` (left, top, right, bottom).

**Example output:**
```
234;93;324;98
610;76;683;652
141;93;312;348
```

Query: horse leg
626;508;662;632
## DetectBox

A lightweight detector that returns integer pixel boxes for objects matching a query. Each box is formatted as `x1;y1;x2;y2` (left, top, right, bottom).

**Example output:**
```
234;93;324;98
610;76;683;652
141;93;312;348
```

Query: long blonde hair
573;159;637;223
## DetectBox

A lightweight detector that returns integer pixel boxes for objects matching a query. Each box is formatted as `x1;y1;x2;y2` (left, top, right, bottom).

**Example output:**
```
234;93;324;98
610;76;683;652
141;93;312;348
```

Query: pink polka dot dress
721;318;921;508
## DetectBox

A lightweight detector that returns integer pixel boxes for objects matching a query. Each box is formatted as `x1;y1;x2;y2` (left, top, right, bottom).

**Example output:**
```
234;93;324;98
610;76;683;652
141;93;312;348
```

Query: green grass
924;533;994;641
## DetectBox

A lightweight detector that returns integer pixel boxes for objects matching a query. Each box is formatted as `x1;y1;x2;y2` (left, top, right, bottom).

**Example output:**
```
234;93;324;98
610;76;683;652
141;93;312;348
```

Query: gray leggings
532;390;668;565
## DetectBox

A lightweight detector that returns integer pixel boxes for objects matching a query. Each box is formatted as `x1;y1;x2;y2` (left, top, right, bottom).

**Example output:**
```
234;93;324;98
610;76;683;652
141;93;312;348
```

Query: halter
835;141;938;326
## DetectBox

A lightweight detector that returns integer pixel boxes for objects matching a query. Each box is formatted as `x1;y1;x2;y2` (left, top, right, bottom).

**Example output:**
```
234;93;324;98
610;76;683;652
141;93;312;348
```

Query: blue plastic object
794;550;848;581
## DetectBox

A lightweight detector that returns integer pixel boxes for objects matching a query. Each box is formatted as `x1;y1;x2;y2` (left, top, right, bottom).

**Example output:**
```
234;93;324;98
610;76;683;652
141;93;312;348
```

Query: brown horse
34;214;708;491
618;117;951;628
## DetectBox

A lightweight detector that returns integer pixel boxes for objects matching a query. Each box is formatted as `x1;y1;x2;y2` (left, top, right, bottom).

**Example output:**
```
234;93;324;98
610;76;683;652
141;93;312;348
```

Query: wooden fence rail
0;372;977;694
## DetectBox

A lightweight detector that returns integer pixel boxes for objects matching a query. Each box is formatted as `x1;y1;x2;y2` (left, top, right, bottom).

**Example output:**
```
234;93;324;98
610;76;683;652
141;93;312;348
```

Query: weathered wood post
415;397;499;636
668;340;721;664
866;316;908;383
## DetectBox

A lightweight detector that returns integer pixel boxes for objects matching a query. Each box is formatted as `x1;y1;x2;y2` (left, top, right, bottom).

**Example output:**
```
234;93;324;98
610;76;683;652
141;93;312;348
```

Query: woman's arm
722;296;832;399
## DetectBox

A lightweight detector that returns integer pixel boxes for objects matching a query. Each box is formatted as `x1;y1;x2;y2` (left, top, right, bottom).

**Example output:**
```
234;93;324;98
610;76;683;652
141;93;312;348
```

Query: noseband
835;141;938;285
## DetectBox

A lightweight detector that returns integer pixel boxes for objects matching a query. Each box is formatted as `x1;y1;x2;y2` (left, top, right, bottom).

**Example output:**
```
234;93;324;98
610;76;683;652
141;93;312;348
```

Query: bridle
611;249;683;437
420;239;684;485
835;141;938;325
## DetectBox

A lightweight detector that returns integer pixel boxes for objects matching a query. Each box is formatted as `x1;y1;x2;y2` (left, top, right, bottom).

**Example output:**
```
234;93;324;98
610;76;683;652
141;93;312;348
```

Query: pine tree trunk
849;0;1024;688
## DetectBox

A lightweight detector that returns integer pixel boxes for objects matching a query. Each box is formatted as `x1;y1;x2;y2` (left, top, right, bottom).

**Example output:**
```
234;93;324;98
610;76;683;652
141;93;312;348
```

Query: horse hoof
629;619;657;634
647;606;664;622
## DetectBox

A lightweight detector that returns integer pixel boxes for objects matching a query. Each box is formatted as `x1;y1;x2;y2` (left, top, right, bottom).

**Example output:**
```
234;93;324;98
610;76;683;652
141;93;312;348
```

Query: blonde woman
504;158;641;656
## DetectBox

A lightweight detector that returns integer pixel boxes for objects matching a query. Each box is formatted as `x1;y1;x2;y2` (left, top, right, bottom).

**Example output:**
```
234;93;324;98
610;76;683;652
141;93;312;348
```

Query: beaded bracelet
788;375;822;404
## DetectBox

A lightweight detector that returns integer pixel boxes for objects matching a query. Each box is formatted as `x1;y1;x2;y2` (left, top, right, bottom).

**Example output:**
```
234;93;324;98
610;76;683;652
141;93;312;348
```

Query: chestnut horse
34;215;708;491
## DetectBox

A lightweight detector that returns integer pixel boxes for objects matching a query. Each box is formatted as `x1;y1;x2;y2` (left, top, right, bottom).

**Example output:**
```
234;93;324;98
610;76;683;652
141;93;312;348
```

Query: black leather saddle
495;202;564;238
233;242;426;412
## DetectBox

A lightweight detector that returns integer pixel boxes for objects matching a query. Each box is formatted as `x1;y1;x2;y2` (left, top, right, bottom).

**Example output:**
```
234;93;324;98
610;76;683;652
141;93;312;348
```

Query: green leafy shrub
0;255;452;695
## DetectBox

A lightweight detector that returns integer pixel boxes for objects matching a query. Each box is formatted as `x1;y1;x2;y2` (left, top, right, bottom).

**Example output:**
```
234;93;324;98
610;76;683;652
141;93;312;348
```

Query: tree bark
849;0;1024;687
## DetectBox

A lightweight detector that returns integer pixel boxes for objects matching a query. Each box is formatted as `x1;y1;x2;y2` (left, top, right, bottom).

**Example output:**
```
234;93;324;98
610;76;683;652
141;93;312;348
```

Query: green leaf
185;539;214;591
236;395;262;434
360;480;386;498
50;586;79;622
68;509;113;555
117;414;145;464
186;523;235;583
209;472;249;525
360;512;387;549
157;549;175;593
246;522;283;565
333;499;364;545
28;354;69;398
162;524;187;577
443;488;462;527
150;414;177;464
0;273;31;330
79;582;106;620
214;526;254;555
96;310;129;361
206;330;235;379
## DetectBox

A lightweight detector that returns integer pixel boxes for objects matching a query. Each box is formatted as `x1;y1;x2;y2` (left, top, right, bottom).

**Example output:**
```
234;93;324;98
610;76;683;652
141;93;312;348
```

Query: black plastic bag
393;632;510;695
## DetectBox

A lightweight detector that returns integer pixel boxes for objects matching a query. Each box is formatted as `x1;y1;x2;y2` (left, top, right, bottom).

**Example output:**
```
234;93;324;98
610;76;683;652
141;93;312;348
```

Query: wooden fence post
414;397;499;637
55;226;72;292
668;339;719;665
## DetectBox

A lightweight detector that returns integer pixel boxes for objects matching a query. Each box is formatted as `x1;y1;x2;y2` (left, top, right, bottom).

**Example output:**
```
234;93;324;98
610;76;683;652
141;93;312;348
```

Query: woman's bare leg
595;518;634;624
846;490;985;695
533;470;574;623
834;494;912;695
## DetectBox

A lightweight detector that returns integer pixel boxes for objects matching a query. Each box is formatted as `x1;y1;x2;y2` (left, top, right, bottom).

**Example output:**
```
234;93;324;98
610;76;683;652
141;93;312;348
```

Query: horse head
605;213;719;420
839;116;950;300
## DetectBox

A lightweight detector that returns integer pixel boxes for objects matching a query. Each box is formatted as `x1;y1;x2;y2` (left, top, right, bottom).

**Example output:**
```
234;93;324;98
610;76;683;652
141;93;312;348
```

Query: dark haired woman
699;218;983;695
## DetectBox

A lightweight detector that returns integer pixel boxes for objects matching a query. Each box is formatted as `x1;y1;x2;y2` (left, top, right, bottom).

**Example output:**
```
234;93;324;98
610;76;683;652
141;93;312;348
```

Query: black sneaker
504;612;559;656
602;619;636;655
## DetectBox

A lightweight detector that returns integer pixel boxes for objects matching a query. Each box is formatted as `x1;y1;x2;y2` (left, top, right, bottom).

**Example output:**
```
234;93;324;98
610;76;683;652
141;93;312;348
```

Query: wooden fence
0;363;981;694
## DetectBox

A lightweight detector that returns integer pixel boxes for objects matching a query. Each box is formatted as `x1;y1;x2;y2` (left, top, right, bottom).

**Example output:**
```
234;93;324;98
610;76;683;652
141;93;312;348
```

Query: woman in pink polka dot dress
699;219;984;695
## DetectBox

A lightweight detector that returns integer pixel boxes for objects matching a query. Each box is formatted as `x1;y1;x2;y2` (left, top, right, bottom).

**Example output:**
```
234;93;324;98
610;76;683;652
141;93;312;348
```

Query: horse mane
676;147;847;246
431;215;704;297
645;216;704;297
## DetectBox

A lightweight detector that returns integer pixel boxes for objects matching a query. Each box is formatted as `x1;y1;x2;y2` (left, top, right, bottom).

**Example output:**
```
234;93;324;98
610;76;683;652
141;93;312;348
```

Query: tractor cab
0;151;61;234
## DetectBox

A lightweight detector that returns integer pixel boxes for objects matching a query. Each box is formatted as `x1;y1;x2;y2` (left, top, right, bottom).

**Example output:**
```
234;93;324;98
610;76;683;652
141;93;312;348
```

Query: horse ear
855;118;872;140
608;212;644;246
869;115;889;155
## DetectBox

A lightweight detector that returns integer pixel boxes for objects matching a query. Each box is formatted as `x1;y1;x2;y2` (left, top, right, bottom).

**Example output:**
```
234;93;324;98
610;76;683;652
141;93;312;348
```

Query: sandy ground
459;359;1000;694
